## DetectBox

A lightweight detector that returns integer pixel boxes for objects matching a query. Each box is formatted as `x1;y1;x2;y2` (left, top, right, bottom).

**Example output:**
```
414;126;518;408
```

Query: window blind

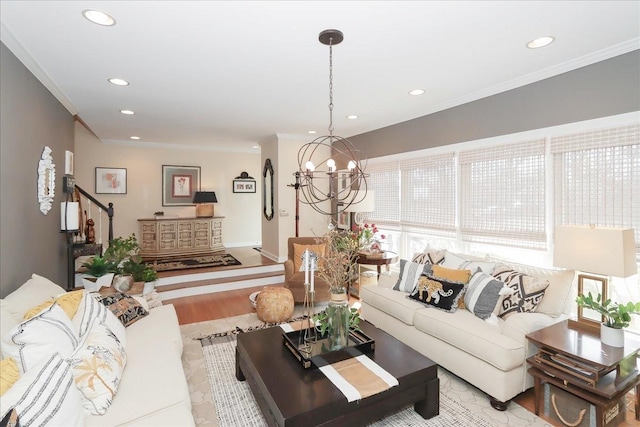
552;124;640;256
362;161;400;227
459;139;547;249
399;153;456;237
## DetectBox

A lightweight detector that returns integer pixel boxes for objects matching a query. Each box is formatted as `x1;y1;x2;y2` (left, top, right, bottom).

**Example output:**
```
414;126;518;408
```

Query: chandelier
295;29;368;217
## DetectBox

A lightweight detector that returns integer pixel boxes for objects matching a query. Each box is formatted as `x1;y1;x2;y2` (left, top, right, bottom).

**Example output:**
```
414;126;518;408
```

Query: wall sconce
193;191;218;217
60;201;80;232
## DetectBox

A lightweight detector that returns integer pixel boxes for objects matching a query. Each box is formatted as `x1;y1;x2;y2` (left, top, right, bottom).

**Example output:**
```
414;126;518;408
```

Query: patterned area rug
146;253;241;272
179;313;550;427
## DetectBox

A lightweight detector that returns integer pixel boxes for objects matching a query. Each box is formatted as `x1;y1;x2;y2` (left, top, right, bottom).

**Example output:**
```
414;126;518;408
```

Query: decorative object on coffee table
256;287;294;323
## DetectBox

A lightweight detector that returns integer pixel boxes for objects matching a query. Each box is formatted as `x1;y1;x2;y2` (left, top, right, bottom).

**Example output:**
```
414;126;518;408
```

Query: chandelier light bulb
347;160;356;171
327;159;336;172
305;161;315;172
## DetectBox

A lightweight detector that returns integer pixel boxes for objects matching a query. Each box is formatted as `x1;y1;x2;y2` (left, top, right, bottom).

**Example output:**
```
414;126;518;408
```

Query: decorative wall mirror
263;158;274;221
37;145;56;214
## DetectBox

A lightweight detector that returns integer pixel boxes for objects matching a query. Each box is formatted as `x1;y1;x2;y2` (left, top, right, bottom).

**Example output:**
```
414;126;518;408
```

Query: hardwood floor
166;247;637;427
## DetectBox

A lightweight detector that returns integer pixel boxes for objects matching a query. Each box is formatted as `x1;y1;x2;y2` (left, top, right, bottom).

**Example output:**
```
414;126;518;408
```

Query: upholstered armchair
283;237;331;303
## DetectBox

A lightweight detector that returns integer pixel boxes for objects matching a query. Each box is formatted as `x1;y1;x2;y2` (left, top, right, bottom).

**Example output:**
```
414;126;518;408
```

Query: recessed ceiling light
409;89;425;96
108;78;129;86
346;115;358;120
130;136;140;140
527;36;555;49
120;110;134;115
82;10;116;26
252;145;260;149
308;130;317;134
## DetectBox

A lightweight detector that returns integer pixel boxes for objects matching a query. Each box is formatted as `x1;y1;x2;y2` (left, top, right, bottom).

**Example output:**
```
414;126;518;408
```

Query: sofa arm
284;260;295;279
502;313;566;357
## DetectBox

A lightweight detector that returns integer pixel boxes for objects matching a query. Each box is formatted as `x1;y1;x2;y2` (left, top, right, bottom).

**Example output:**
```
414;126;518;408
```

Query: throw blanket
317;351;398;402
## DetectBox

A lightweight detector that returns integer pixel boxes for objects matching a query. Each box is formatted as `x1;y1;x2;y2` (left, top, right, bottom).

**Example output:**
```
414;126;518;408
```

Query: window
552;124;640;258
459;140;547;249
363;162;400;227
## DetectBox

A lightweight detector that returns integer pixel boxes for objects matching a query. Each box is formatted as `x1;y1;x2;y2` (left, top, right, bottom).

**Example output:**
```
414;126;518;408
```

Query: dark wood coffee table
235;321;439;427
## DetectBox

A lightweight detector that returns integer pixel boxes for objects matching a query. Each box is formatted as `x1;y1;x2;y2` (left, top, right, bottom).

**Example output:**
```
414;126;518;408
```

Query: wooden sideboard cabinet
138;216;224;258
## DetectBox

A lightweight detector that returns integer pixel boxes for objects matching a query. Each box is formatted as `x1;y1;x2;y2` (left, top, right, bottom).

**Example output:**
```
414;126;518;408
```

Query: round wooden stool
256;287;294;323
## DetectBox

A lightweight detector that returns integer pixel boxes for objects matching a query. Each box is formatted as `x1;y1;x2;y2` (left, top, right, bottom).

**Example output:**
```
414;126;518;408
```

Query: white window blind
459;139;547;249
362;162;400;227
552;124;640;256
399;153;456;236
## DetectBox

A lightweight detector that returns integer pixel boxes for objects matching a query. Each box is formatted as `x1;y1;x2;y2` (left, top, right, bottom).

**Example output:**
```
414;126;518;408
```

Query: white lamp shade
553;226;637;278
345;191;375;213
61;202;80;231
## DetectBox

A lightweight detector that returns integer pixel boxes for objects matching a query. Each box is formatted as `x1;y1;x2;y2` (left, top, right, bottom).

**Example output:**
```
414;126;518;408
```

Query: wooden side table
351;251;398;297
526;320;640;426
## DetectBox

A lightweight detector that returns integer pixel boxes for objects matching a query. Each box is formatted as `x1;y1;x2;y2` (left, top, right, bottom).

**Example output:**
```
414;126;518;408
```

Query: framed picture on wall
95;167;127;194
337;205;351;230
162;165;201;206
233;179;256;193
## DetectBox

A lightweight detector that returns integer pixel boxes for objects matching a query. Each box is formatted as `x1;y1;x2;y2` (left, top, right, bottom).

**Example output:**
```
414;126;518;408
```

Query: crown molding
101;139;261;154
1;22;78;115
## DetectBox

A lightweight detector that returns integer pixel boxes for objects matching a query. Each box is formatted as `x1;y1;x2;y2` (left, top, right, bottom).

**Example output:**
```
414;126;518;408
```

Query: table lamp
193;191;217;217
346;191;375;225
554;225;637;325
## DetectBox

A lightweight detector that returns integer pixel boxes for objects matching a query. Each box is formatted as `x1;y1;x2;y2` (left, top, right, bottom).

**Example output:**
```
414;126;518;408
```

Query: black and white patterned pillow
94;293;149;327
493;266;549;318
408;275;465;312
393;260;433;292
411;250;445;265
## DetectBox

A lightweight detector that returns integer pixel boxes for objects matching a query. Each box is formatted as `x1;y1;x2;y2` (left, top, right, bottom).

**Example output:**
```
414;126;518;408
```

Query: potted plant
80;256;117;291
313;306;362;336
104;233;140;269
576;292;640;347
141;267;158;295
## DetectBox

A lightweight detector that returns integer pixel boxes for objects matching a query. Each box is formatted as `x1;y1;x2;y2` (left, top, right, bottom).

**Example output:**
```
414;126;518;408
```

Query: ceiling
1;1;639;153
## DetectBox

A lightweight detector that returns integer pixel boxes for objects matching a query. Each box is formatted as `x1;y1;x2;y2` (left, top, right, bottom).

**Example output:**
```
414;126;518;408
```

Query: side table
526;320;640;427
351;251;398;297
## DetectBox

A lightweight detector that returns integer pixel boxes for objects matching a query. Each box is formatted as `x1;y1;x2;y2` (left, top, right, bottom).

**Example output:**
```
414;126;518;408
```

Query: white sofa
360;251;575;410
0;274;194;426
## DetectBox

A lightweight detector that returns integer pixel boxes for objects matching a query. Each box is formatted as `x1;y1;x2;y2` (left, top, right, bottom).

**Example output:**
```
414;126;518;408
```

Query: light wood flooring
166;247;637;427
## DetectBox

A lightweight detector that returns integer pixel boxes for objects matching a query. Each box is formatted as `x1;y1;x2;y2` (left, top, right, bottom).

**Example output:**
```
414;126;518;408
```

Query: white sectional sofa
0;274;194;426
360;251;575;410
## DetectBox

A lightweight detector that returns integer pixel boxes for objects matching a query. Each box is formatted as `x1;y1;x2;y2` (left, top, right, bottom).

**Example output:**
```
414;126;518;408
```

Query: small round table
356;251;398;275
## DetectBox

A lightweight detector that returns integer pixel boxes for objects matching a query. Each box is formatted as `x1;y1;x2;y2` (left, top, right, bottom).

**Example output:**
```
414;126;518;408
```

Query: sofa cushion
2;274;67;320
411;249;445;264
493;266;550;318
95;292;149;327
487;258;575;317
293;243;326;271
125;304;184;356
23;289;84;320
68;322;127;415
72;292;127;347
2;303;78;374
393;259;433;292
413;308;525;371
85;339;190;427
359;285;425;325
0;357;19;396
465;271;512;320
0;353;84;427
409;276;465;312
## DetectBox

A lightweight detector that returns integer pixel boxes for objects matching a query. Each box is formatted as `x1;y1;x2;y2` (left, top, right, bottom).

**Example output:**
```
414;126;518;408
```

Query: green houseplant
80;256;117;291
576;292;640;346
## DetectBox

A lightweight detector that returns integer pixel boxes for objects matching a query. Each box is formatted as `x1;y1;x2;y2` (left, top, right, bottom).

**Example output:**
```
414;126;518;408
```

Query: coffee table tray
282;328;375;369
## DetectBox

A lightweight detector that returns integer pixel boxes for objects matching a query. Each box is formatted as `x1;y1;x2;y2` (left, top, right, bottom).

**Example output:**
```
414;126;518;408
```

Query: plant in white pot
576;292;640;347
80;256;117;292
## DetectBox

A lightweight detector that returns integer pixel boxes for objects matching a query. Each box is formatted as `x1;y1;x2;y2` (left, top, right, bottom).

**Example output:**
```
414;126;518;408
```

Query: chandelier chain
328;38;334;136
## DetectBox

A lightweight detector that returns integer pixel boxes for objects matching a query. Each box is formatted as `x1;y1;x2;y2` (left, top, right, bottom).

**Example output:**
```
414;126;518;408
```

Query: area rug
146;253;241;272
179;314;549;427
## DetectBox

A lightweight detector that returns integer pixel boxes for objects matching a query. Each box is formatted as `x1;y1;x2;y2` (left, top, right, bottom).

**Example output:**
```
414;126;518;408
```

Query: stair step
155;264;284;301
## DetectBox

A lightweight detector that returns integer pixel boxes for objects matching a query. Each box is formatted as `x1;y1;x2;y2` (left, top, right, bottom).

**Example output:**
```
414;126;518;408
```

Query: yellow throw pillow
0;357;20;396
432;265;471;309
432;265;471;283
23;290;84;320
293;243;326;272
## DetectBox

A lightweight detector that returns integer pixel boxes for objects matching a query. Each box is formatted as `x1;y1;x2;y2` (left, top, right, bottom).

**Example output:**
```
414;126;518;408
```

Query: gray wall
350;50;640;157
1;42;74;297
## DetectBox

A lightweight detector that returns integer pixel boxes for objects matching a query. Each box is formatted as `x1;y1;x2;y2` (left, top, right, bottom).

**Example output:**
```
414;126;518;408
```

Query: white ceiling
1;1;639;153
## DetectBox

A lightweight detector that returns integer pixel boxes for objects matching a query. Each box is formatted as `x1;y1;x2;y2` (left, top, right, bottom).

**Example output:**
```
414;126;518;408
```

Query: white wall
74;121;262;248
